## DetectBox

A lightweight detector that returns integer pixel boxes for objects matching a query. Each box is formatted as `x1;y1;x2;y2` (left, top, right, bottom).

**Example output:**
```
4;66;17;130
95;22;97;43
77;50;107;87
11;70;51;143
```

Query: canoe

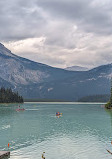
16;108;25;111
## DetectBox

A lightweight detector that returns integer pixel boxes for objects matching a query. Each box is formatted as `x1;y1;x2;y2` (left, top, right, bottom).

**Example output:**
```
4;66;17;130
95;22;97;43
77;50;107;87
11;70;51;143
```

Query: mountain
39;65;112;101
0;43;79;99
65;66;89;71
0;43;112;101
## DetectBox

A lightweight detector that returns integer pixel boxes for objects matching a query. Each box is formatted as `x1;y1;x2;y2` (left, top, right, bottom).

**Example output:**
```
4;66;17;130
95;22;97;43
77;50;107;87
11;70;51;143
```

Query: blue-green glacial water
0;102;112;159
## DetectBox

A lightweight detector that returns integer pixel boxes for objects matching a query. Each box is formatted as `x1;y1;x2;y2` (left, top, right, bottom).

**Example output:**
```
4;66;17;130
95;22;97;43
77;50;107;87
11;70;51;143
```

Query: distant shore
24;94;110;103
24;99;70;102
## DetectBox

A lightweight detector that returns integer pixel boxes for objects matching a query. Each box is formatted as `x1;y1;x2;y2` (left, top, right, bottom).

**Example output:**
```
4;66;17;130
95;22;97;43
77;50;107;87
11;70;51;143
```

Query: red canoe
16;108;25;111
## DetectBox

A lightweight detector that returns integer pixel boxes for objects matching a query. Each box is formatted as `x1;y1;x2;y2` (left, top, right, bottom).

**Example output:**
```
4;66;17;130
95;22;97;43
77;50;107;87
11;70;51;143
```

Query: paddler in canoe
16;106;25;111
56;112;62;116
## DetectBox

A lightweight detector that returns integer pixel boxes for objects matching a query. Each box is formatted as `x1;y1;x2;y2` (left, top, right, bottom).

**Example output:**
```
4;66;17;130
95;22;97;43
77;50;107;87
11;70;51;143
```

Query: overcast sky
1;0;112;68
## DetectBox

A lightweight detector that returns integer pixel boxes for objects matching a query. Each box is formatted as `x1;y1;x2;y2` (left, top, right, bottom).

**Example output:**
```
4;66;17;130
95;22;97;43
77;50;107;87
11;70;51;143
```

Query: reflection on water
0;103;112;158
104;109;112;156
105;109;112;127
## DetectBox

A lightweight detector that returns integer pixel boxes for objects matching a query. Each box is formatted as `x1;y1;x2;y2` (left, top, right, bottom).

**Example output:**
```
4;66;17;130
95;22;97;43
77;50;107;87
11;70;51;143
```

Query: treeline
24;98;68;102
0;87;23;103
78;94;110;102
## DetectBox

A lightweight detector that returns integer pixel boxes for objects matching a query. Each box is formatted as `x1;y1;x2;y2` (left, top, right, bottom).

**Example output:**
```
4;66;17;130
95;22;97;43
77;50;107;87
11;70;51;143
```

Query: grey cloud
0;0;47;41
1;0;112;68
37;0;112;35
1;0;112;41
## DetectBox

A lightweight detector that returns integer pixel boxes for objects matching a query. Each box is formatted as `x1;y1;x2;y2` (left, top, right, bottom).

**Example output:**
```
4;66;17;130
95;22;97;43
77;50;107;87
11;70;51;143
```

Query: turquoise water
0;102;112;159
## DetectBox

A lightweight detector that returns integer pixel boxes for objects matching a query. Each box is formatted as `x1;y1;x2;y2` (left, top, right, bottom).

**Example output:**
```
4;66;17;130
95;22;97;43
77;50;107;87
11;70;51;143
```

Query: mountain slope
0;43;79;85
0;43;111;101
0;43;80;99
32;64;111;101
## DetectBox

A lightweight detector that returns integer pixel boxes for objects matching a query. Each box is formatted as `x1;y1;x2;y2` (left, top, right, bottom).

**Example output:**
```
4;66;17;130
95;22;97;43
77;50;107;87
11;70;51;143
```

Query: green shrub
105;101;112;109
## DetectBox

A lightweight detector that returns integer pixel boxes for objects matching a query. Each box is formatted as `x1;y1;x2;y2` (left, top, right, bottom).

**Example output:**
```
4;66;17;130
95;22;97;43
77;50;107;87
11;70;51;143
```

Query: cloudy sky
1;0;112;68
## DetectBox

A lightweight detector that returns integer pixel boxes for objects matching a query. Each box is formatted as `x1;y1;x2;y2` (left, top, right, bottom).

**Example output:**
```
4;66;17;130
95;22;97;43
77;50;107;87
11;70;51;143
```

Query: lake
0;102;112;159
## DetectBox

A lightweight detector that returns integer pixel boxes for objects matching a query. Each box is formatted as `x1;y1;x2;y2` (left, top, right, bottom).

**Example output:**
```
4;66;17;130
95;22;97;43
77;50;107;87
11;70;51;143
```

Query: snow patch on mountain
65;66;89;71
48;88;53;92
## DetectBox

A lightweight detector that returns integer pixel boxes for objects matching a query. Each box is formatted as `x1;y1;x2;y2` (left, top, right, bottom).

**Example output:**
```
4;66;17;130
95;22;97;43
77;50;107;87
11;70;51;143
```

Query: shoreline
24;101;106;104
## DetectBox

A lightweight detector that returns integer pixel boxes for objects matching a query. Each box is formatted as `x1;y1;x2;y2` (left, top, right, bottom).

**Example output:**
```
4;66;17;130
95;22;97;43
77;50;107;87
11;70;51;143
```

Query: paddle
107;149;112;155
